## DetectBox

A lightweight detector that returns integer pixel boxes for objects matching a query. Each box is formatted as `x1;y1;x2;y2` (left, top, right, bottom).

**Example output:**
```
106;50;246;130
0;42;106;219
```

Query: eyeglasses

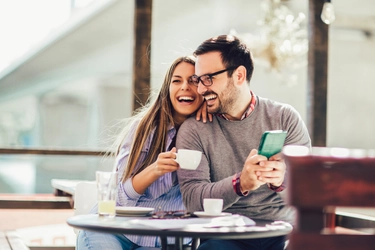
151;210;193;219
191;67;237;87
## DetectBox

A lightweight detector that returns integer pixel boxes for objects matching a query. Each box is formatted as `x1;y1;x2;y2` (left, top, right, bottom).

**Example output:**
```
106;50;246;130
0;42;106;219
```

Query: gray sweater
176;96;311;224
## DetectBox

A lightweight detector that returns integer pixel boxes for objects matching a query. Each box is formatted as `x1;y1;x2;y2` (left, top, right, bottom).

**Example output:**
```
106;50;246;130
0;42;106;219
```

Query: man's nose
197;82;207;95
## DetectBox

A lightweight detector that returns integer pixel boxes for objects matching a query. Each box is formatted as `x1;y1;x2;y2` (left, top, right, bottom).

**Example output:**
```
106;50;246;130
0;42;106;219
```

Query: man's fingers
245;149;259;162
256;170;279;177
269;152;283;161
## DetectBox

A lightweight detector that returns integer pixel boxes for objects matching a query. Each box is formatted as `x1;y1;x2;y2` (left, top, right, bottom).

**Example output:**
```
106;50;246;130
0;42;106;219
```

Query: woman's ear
234;65;247;86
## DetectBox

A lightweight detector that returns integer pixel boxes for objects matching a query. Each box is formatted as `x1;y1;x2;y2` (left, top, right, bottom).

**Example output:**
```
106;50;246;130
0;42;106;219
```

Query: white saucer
193;211;232;218
116;206;154;216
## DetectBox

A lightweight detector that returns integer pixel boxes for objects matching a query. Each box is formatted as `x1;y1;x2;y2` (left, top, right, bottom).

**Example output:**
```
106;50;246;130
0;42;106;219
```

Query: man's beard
206;78;240;114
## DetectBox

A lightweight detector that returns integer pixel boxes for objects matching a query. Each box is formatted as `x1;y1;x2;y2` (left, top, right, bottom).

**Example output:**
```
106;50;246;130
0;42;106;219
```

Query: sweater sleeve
275;104;311;191
281;104;311;148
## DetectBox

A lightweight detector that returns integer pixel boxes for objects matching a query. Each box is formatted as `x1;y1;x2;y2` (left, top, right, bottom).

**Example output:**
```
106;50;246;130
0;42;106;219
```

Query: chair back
74;181;97;216
283;146;375;250
72;181;97;234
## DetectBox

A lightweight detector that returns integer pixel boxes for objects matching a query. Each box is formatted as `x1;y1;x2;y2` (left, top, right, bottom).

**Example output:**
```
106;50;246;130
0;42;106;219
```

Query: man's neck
221;91;252;121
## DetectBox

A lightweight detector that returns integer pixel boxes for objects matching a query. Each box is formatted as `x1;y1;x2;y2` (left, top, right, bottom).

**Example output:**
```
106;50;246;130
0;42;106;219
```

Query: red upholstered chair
283;146;375;250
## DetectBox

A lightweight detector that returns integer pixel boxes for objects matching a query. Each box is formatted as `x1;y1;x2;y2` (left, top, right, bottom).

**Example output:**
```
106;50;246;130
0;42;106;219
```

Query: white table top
51;179;94;196
335;207;375;221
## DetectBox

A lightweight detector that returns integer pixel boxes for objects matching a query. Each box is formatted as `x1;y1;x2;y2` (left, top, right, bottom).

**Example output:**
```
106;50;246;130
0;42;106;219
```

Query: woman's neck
173;114;188;128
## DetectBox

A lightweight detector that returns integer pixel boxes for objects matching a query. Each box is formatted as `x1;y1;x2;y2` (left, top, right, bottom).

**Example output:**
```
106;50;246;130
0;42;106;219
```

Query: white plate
193;211;232;218
116;206;154;216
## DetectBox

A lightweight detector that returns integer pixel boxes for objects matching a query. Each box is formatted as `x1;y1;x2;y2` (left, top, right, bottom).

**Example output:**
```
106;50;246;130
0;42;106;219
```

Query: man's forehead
195;52;223;75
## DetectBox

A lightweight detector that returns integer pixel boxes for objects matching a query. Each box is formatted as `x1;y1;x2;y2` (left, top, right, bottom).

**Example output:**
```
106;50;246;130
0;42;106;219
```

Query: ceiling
0;0;132;102
0;0;374;103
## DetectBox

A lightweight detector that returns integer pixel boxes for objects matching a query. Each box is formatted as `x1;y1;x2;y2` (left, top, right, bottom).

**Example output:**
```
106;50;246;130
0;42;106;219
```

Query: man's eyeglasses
191;67;237;87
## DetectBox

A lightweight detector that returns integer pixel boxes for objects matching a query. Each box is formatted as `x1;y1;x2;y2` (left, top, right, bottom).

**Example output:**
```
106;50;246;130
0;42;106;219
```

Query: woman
77;56;206;249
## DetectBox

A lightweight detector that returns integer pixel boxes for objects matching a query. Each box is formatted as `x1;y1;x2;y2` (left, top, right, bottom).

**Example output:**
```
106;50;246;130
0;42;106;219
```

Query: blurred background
0;0;375;195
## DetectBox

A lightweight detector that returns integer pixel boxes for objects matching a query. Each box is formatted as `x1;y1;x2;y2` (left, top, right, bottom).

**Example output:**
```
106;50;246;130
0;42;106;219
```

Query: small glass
96;171;118;217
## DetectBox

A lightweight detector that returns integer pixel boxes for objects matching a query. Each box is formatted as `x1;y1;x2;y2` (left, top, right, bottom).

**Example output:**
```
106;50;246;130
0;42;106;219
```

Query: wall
2;0;374;151
328;31;375;148
1;0;375;193
150;0;375;149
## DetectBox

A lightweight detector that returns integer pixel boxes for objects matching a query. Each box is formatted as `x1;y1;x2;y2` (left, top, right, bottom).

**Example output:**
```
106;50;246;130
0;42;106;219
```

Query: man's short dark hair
194;35;254;82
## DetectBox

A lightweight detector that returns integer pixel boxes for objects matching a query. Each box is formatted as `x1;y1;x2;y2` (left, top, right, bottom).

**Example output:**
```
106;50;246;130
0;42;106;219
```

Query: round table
67;214;292;250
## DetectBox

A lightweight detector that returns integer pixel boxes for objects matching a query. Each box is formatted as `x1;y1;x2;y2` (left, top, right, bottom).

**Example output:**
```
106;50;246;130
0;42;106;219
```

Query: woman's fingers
196;101;212;123
154;148;180;175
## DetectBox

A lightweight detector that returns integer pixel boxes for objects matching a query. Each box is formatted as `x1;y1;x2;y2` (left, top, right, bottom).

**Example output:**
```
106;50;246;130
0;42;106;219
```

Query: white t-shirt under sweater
176;95;311;225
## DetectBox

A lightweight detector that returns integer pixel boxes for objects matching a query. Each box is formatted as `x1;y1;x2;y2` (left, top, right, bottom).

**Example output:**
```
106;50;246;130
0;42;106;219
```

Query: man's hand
255;152;286;187
240;149;272;192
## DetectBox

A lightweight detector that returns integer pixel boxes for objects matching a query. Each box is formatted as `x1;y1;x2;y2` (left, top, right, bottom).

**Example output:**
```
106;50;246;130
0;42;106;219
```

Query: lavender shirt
116;123;189;247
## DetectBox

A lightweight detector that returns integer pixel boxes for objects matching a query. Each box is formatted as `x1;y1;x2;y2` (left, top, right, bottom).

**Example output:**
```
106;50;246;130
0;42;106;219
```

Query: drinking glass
96;171;118;217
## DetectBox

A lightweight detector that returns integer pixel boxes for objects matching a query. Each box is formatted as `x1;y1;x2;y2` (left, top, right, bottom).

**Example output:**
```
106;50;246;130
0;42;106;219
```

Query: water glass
96;171;118;217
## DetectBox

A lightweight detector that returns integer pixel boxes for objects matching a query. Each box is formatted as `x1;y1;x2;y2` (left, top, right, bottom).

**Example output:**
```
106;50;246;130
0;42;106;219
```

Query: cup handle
174;152;179;164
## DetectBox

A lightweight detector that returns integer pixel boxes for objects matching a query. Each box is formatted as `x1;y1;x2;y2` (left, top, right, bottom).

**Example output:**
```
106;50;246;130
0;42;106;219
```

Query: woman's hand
132;147;179;194
152;147;179;177
195;101;213;123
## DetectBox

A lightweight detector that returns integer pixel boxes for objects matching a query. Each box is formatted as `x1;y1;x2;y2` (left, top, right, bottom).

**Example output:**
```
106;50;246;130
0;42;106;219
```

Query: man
176;35;311;250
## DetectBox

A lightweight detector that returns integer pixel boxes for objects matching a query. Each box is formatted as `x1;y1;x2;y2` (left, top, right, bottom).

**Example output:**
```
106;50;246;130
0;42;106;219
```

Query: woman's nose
181;80;191;90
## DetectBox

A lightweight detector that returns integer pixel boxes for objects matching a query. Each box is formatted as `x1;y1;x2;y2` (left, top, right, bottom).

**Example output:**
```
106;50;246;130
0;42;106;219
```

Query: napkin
131;214;255;229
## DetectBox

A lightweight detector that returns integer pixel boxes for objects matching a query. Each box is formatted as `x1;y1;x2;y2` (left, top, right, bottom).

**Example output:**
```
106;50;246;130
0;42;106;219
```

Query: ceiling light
321;0;336;25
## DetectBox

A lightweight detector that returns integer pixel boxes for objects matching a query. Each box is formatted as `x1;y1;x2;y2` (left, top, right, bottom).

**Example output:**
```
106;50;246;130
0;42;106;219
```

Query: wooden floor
0;209;74;231
0;209;76;248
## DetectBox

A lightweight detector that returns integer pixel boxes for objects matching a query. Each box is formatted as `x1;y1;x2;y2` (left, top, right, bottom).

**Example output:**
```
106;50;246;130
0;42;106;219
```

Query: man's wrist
232;172;249;196
268;182;285;192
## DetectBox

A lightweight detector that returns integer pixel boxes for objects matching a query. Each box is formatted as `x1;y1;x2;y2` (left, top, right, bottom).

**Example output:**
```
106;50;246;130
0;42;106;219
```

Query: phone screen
258;130;287;159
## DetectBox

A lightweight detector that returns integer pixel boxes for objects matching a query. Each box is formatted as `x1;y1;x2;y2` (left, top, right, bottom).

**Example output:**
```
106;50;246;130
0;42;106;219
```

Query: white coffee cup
203;198;223;215
176;149;202;170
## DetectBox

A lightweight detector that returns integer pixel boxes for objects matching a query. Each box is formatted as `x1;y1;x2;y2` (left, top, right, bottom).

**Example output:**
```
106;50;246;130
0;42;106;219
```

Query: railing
0;147;113;209
0;147;110;156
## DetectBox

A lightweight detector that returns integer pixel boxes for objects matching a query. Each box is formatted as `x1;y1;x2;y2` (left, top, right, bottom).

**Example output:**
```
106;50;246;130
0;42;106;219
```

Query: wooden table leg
324;206;337;229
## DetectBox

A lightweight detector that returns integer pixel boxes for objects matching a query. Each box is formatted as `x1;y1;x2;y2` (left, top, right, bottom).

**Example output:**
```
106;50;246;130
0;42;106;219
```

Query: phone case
258;130;287;159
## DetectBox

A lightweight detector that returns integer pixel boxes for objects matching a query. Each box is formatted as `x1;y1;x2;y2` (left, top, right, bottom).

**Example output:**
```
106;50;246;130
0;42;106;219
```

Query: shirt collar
218;91;256;121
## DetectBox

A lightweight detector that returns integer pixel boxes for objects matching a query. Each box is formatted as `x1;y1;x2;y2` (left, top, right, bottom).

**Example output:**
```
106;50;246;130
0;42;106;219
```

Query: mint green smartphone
258;130;287;159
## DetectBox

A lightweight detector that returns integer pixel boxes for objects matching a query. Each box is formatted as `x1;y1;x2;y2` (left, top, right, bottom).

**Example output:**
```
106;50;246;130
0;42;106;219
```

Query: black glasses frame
192;67;237;87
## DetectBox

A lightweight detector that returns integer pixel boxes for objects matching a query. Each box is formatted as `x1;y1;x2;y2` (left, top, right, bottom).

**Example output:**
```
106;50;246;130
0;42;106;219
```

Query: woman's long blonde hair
115;56;196;182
